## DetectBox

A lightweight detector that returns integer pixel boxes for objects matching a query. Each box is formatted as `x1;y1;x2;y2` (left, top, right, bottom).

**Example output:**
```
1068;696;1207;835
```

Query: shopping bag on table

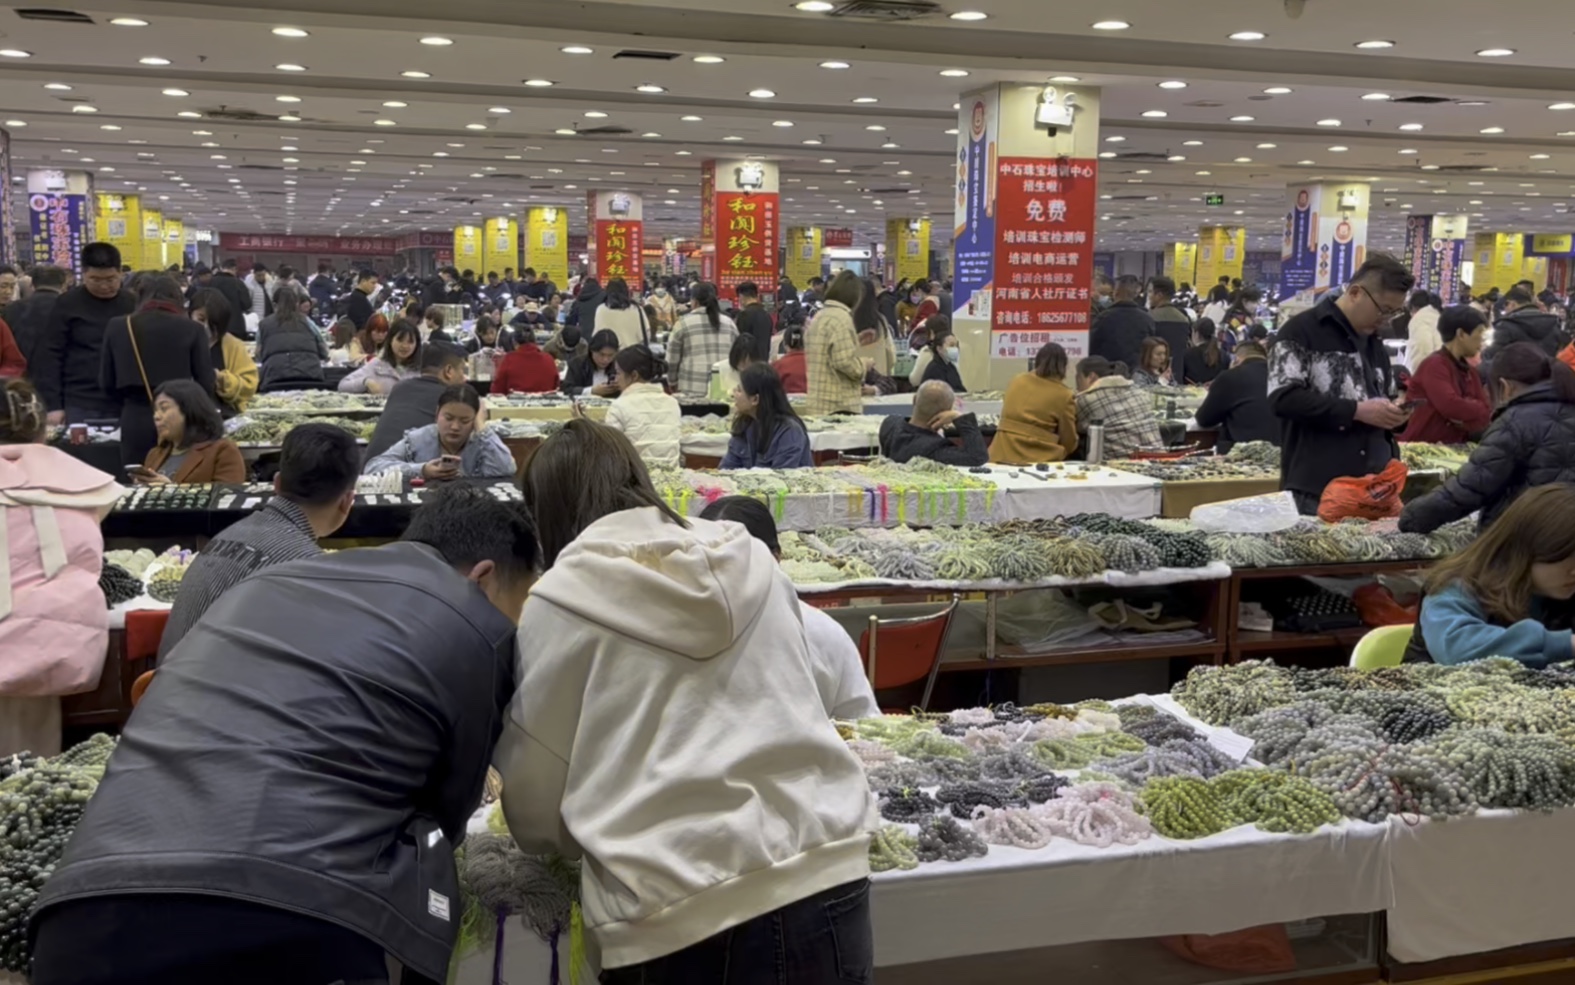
1316;458;1409;523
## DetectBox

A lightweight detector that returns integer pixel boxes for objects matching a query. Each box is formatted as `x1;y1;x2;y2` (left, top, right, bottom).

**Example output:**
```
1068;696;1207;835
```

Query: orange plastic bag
1160;924;1297;975
1353;582;1419;627
1559;342;1575;375
1317;458;1409;523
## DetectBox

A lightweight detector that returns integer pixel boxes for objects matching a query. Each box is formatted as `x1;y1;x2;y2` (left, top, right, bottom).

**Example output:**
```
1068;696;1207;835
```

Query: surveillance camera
1285;0;1306;18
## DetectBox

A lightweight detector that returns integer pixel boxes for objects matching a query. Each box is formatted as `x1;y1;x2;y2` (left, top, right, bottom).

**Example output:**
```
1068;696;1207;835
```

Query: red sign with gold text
595;219;642;283
714;192;778;299
989;157;1099;361
823;227;855;248
700;161;716;243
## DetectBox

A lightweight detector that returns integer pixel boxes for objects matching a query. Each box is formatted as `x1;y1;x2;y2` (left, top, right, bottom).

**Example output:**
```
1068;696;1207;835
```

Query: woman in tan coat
989;342;1079;464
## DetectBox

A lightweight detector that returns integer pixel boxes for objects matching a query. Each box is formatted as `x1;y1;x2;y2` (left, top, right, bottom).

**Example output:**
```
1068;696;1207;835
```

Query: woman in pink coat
0;379;124;756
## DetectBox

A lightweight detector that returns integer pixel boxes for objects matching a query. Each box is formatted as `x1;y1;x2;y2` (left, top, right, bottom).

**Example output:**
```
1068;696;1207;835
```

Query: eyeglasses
1359;286;1405;322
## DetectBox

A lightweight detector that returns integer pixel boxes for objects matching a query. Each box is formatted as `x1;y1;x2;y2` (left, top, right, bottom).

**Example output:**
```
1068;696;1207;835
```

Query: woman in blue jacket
721;364;814;469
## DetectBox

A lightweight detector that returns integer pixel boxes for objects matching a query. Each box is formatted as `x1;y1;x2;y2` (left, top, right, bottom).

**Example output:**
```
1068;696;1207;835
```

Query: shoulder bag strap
125;316;155;404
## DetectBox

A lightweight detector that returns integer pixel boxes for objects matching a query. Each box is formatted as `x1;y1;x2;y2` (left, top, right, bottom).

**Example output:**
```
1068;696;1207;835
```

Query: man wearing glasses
33;242;135;425
1269;254;1417;515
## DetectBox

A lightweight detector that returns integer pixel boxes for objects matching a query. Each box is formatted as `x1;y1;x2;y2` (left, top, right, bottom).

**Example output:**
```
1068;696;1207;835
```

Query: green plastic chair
1350;623;1414;670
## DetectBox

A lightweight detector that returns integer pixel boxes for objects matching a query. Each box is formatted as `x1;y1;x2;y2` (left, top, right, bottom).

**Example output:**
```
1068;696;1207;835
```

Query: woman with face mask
915;317;965;393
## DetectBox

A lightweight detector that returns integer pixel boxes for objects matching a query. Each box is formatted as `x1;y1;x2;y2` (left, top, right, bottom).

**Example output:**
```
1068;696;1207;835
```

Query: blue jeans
600;879;873;985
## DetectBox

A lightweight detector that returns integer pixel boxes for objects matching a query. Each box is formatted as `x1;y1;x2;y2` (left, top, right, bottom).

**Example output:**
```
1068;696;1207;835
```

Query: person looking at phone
1269;253;1416;515
1399;306;1492;445
363;383;515;481
134;380;245;485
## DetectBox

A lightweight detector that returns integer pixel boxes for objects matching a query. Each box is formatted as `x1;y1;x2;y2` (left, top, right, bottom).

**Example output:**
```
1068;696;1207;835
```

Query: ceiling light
276;95;301;102
802;138;822;145
138;56;170;65
70;104;96;113
1421;164;1440;170
1399;148;1418;154
1399;123;1424;130
1355;40;1395;49
1481;126;1505;134
1328;145;1349;152
866;124;886;131
936;68;972;79
401;70;431;78
1158;80;1187;89
1182;139;1204;146
641;131;662;137
1256;142;1277;149
177;110;201;118
561;45;594;54
276;63;306;71
881;141;898;148
1460;100;1489;106
1476;48;1515;57
1531;153;1552;159
1297;159;1315;165
681;114;702;121
272;26;308;37
1229;30;1265;40
950;10;988;19
1551;103;1575;111
488;107;511;114
1167;155;1186;161
794;1;835;10
282;157;300;164
1234;156;1252;163
383;100;408;108
0;49;32;58
636;84;666;93
723;135;744;141
43;83;71;90
374;119;398;126
1264;86;1293;94
278;114;301;122
820;61;850;69
110;17;147;25
1195;170;1211;176
2;119;22;127
1230;115;1255;122
852;96;879;104
1105;135;1125;142
773;120;794;127
675;149;693;155
99;124;121;131
1092;20;1130;30
161;88;189;97
693;55;724;64
584;110;608;118
1141;110;1168;118
420;36;454;45
466;123;488;130
523;79;554;87
1317;118;1342;126
749;88;776;97
554;128;576;135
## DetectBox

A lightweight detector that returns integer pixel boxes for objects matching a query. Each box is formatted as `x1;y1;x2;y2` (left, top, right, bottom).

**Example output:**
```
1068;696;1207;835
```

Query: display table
859;392;1004;418
1158;475;1282;518
485;400;608;422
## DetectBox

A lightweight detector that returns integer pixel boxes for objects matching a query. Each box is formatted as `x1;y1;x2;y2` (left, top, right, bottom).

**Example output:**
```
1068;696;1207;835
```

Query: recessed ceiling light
374;119;397;126
1105;135;1126;143
1229;30;1265;40
1256;142;1277;149
693;55;724;64
852;96;878;103
382;100;408;108
675;149;693;155
401;70;431;78
1317;118;1342;126
1551;103;1575;111
802;138;823;145
1230;115;1255;122
1355;39;1394;49
561;45;594;54
1477;48;1515;57
276;63;306;71
2;119;22;127
773;120;795;127
99;124;121;131
554;128;576;135
641;131;662;137
1158;80;1187;89
420;36;453;45
1182;139;1204;146
177;110;202;118
1263;86;1293;94
1141;110;1168;118
466;123;488;130
1420;164;1439;170
0;49;31;58
939;69;970;77
523;79;554;87
722;135;744;141
1195;170;1211;176
278;114;301;122
272;26;308;37
795;1;835;10
584;110;608;118
820;60;850;69
1481;126;1505;134
1399;123;1424;130
1399;148;1418;154
43;82;72;90
1459;100;1489;106
1092;20;1130;30
681;114;702;121
749;88;776;97
636;84;666;93
488;107;510;114
1328;145;1349;152
70;104;96;113
1531;153;1552;159
1297;159;1315;165
275;95;301;102
950;10;988;19
1049;76;1080;83
866;124;886;131
138;56;170;65
1167;155;1186;161
109;16;148;26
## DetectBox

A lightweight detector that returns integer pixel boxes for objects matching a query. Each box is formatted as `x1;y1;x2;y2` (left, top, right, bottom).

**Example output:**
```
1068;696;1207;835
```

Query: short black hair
221;258;238;271
154;379;224;445
736;281;759;298
278;423;361;506
1351;253;1416;296
1408;289;1434;312
401;483;539;583
1077;355;1115;379
356;268;377;284
522;267;536;277
0;264;15;277
438;383;481;414
31;264;68;289
252;263;268;274
1149;276;1176;298
1504;285;1537;307
420;340;468;374
1440;305;1488;341
728;333;755;370
699;495;780;555
81;242;121;271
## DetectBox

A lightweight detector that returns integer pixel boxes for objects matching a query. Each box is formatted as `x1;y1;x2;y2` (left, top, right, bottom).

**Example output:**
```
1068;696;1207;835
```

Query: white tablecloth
680;426;882;459
983;465;1160;520
858;393;1003;418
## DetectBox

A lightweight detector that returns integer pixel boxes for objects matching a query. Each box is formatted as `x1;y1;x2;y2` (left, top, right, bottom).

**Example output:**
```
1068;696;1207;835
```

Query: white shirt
603;382;681;468
1406;306;1443;373
799;602;880;721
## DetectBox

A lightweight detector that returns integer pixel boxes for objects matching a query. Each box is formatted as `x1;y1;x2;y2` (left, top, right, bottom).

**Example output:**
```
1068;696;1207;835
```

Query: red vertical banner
595;219;642;284
700;161;716;243
989;157;1099;361
714;192;778;299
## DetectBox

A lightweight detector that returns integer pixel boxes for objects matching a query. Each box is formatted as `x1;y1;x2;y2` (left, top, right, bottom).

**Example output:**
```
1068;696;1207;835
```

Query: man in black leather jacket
31;485;538;985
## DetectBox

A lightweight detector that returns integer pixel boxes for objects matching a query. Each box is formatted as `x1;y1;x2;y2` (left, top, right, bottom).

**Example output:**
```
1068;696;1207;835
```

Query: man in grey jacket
30;485;538;985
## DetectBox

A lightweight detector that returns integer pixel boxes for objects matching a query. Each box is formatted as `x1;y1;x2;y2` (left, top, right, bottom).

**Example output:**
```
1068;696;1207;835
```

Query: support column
162;217;183;270
701;161;779;300
452;224;482;276
1195;226;1246;291
951;80;1102;390
885;218;931;286
26;169;94;277
523;206;567;287
140;207;164;270
0;130;15;268
1160;242;1197;285
1471;232;1526;294
588;191;643;284
95;192;141;268
1278;182;1370;301
785;227;822;288
1404;214;1469;303
482;216;517;281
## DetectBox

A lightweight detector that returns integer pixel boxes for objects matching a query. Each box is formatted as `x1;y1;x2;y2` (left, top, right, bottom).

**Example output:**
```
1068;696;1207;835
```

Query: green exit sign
1205;193;1226;206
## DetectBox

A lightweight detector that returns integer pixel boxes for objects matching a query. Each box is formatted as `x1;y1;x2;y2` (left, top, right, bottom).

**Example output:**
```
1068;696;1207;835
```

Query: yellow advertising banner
452;225;482;274
523;206;568;284
1531;234;1572;254
141;208;165;270
1162;242;1197;284
482;217;517;280
94;193;141;268
886;218;930;285
784;227;821;288
1474;232;1525;292
1523;255;1548;292
1194;226;1246;288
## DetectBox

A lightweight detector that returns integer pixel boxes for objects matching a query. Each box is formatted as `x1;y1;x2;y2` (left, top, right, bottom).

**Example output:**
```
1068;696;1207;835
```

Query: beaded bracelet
935;780;1020;819
879;788;940;824
971;804;1055;850
1033;782;1152;848
868;825;920;872
915;815;989;863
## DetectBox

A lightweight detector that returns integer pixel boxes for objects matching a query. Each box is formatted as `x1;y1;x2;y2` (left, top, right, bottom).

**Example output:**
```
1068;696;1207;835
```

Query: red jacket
0;317;24;378
491;343;559;395
1399;348;1492;444
910;297;940;330
775;349;808;393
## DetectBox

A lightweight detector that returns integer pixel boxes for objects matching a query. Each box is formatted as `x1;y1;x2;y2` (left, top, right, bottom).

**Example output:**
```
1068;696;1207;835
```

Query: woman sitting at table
1183;318;1227;386
348;314;389;365
1407;484;1575;667
722;364;814;470
712;333;756;401
918;324;966;393
561;330;622;397
134;380;246;485
189;289;258;415
362;384;515;480
491;329;560;395
0;379;124;758
1131;337;1175;388
337;320;420;395
257;286;329;391
1193;340;1277;454
465;315;515;355
989;341;1077;464
603;345;680;468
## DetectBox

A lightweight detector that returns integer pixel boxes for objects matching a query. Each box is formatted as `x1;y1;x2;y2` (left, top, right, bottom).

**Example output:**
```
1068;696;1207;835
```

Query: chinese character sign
988;157;1098;361
96;193;141;266
953;90;998;318
595;219;642;282
28;193;88;276
714;192;778;299
699;161;716;243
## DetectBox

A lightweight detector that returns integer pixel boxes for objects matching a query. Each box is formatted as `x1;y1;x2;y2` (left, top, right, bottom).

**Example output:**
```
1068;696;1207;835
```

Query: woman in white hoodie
601;345;681;468
498;419;876;983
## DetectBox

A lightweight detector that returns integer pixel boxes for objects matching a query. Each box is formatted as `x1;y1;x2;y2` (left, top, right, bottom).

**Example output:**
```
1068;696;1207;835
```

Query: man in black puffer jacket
1488;286;1567;362
1089;274;1156;369
1400;342;1575;534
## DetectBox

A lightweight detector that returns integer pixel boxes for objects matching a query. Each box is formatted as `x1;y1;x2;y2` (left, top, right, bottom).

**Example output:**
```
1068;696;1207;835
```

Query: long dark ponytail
1195;317;1221;368
691;282;721;329
614;344;669;385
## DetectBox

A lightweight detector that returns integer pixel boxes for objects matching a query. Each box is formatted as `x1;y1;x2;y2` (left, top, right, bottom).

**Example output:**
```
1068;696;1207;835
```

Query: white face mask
945;346;960;363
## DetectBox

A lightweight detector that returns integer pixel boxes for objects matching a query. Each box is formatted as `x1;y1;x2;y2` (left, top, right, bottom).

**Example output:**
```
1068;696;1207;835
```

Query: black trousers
31;894;440;985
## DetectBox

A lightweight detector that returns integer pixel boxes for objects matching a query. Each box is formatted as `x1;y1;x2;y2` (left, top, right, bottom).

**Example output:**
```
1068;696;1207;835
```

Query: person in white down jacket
600;344;681;468
497;419;878;983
